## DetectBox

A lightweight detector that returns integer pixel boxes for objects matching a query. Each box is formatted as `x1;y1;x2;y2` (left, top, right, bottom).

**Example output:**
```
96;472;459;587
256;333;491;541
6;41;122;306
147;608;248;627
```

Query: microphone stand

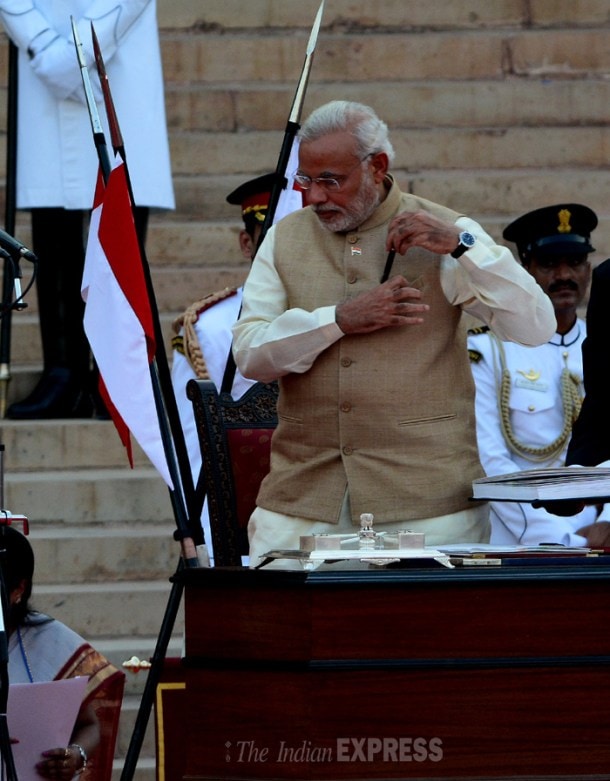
0;40;18;418
0;445;18;781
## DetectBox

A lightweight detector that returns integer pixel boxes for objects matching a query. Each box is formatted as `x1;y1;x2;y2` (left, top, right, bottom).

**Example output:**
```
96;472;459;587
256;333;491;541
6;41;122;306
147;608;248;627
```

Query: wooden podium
167;561;610;780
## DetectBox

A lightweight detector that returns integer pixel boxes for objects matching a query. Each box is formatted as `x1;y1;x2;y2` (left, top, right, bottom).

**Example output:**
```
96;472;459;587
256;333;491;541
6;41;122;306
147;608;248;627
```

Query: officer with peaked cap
504;203;597;262
172;173;278;400
468;203;600;546
170;172;302;564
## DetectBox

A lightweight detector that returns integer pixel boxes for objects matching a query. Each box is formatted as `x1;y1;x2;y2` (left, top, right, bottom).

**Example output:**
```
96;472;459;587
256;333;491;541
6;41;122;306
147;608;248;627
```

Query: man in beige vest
232;100;556;566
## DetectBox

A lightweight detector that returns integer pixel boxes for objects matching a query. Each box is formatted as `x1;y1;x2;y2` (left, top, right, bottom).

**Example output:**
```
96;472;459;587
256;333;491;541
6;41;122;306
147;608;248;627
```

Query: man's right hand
335;275;430;334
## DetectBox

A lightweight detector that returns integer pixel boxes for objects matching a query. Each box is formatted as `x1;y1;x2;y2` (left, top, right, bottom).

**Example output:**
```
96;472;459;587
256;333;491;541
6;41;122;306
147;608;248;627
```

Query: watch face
461;231;476;247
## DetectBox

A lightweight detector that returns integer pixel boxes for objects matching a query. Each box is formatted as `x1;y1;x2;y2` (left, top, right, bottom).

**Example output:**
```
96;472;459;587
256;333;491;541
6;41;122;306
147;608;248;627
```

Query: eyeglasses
293;154;372;192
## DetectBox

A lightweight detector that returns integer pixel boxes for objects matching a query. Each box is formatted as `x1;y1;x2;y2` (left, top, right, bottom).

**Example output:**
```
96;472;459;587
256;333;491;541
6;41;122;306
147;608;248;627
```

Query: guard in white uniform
468;203;600;546
171;174;283;563
0;1;174;419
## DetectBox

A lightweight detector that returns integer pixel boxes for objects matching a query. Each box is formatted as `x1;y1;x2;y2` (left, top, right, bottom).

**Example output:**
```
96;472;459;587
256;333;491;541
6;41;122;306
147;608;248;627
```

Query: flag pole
89;22;198;540
71;18;199;563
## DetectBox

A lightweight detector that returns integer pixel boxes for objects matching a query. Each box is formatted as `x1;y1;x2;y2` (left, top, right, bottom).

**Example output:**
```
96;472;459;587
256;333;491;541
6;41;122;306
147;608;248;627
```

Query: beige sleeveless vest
257;178;484;524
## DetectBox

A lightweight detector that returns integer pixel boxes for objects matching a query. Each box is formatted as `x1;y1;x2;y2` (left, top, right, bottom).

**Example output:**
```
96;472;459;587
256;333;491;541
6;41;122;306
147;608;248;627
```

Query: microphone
0;228;37;262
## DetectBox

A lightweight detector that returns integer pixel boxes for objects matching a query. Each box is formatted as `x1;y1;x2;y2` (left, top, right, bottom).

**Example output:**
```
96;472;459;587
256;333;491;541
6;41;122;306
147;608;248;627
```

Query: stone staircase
2;1;610;779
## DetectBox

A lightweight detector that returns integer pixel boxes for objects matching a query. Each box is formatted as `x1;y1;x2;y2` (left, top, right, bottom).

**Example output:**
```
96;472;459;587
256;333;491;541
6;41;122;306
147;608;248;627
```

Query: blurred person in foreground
538;257;610;545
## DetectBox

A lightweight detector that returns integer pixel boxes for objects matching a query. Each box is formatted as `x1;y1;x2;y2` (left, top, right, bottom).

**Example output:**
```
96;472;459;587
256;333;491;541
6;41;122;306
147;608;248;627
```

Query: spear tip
70;16;87;69
91;22;105;76
90;22;125;154
306;0;326;56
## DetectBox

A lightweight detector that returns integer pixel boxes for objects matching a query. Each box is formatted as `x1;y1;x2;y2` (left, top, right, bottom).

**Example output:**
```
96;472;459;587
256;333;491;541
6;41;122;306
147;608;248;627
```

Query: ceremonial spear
71;18;199;562
257;0;325;249
221;0;325;393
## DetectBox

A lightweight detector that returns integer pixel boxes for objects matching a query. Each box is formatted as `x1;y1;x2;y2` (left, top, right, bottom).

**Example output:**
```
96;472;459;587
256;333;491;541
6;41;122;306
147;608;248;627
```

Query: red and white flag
81;157;173;488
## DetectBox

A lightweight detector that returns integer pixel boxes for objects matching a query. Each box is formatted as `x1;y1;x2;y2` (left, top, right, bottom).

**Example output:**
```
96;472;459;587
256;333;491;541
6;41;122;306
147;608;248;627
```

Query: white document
7;677;89;781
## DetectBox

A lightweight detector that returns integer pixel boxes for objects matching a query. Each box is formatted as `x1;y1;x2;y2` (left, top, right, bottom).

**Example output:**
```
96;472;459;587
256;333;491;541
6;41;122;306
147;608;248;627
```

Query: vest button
342;445;353;455
347;273;357;284
340;402;352;413
347;234;359;244
341;357;352;367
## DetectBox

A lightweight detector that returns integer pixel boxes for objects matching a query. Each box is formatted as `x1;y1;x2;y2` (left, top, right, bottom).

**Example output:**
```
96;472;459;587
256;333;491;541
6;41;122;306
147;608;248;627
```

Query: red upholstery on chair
187;380;278;566
225;427;275;529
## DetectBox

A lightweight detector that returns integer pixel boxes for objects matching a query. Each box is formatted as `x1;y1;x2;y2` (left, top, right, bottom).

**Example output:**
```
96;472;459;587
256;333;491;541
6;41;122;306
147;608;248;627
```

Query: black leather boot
5;206;150;421
5;366;93;419
5;208;93;420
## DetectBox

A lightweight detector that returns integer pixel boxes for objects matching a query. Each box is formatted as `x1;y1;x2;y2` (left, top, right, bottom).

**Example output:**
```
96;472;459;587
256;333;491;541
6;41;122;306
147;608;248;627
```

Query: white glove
30;34;103;104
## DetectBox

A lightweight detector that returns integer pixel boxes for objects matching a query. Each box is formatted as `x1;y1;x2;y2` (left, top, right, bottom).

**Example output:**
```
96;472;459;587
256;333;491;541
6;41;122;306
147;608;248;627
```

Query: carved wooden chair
186;379;279;566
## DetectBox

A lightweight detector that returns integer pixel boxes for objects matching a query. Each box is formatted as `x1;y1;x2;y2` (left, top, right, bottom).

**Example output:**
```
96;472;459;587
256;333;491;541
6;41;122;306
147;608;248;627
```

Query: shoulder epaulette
171;287;239;336
468;348;483;363
467;325;490;336
171;287;239;378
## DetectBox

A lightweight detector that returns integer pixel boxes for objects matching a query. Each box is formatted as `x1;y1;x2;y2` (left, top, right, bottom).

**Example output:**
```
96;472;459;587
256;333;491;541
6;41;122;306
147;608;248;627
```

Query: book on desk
471;465;610;502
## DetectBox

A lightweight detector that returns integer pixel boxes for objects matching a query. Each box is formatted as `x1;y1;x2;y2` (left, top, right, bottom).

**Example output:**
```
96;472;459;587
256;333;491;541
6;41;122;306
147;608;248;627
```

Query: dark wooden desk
173;562;610;780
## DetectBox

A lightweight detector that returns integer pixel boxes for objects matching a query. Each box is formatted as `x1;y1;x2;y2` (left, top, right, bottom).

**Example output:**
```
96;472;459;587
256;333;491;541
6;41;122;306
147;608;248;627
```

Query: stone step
168;125;610;176
32;580;185;640
116;694;157;763
24;523;182;583
165;78;610;135
157;0;608;31
1;419;162;470
112;757;154;781
4;467;175;523
161;28;610;85
4;312;179;369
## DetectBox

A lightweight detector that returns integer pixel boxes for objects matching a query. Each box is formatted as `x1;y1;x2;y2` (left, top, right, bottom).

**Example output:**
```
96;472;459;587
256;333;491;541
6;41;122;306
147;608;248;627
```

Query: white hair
299;100;395;164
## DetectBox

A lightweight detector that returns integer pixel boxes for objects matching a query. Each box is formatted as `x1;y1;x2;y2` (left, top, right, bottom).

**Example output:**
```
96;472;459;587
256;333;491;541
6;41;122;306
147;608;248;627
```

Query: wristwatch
451;231;476;258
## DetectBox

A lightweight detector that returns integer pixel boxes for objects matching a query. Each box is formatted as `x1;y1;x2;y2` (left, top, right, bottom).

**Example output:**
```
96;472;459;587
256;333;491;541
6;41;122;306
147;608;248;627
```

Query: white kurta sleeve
231;227;343;383
442;217;556;345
